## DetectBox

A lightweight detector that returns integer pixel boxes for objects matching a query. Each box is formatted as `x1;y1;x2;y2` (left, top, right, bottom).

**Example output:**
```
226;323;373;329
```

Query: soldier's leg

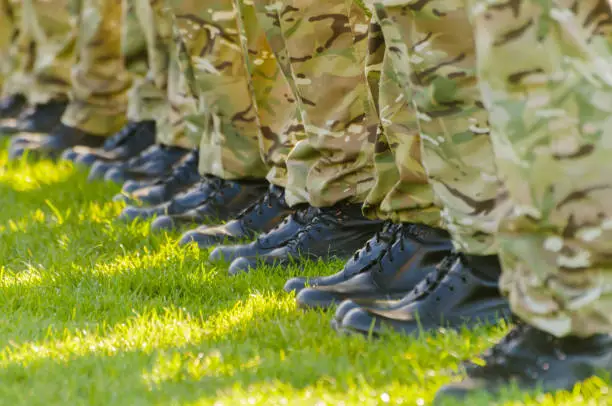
223;0;385;276
61;0;131;136
0;0;16;90
101;1;197;199
60;0;159;170
436;0;612;402
1;0;74;136
8;0;134;160
289;18;453;309
129;0;271;234
173;0;304;247
21;0;75;106
339;0;513;336
0;0;27;120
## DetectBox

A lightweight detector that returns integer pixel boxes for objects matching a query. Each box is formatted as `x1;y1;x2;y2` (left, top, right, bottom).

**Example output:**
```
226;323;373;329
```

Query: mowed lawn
0;143;609;405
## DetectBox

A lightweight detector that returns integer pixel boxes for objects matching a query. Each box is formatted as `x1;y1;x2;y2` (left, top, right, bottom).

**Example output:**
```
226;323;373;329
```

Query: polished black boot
227;204;385;276
291;223;452;310
1;99;67;134
435;326;612;404
113;148;200;206
0;94;27;120
118;175;222;222
149;179;269;231
339;253;510;336
103;144;188;184
207;207;319;263
285;222;400;293
178;185;295;248
62;121;156;168
8;123;107;160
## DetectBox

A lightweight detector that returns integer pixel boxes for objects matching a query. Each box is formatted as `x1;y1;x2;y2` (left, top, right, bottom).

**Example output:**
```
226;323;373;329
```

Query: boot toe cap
88;161;114;181
150;215;177;232
119;206;153;222
295;287;338;310
283;277;308;293
340;308;382;337
75;152;98;167
179;228;223;249
228;257;258;276
208;246;235;263
104;168;125;184
332;300;361;330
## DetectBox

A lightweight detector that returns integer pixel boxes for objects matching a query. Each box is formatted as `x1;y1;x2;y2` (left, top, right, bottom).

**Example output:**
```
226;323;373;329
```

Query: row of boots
2;94;610;404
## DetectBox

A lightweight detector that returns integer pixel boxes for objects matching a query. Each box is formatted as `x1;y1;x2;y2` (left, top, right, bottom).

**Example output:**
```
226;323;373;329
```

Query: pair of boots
121;178;387;278
284;220;612;404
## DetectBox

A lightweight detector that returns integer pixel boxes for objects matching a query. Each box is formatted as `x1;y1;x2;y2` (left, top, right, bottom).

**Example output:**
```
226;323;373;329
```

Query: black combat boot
435;326;612;404
103;144;189;184
291;223;452;309
1;99;67;134
339;253;510;336
118;175;221;222
178;185;294;248
62;121;156;168
227;204;385;276
149;179;269;231
9;123;106;160
113;148;200;206
207;207;319;263
285;222;400;293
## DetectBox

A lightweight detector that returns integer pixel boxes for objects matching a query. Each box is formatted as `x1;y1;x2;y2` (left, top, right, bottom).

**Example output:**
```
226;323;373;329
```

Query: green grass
0;147;609;405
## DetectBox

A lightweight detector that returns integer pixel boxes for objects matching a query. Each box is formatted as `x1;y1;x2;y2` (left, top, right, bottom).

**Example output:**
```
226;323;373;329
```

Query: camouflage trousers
0;0;75;104
362;19;439;226
233;0;305;191
167;0;269;179
61;0;132;136
371;0;508;255
252;0;378;207
1;0;32;97
127;0;195;148
0;0;20;90
469;0;612;337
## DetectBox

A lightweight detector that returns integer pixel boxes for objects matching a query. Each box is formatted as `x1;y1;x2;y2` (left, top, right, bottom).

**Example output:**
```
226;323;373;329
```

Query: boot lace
235;187;284;225
398;253;460;299
350;221;398;263
254;207;317;247
283;208;346;252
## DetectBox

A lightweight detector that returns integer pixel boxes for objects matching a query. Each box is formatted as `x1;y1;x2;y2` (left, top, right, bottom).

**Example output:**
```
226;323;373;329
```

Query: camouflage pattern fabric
157;39;198;149
18;0;77;105
362;18;440;226
468;0;612;337
125;0;170;125
121;0;147;76
1;0;33;98
61;0;131;136
253;0;378;207
372;0;509;255
0;0;20;90
233;0;305;192
167;0;269;179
